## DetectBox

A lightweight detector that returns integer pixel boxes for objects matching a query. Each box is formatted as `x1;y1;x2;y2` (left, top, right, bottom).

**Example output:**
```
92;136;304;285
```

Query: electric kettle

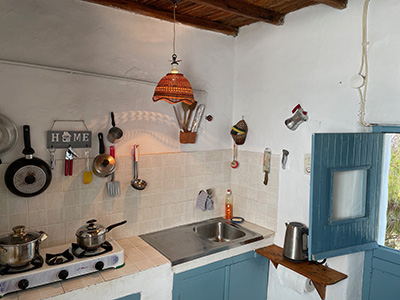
283;222;309;262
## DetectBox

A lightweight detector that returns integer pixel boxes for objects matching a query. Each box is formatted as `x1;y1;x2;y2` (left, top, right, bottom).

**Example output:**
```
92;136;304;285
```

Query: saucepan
75;219;127;250
0;225;47;267
107;112;123;143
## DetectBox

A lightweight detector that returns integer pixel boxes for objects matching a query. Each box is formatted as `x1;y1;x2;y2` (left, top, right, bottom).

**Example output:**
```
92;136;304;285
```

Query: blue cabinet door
173;252;269;300
363;246;400;300
173;267;227;300
228;253;269;300
115;292;141;300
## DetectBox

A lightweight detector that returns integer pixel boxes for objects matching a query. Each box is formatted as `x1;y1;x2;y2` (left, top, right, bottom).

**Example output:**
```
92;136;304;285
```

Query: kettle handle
302;227;309;252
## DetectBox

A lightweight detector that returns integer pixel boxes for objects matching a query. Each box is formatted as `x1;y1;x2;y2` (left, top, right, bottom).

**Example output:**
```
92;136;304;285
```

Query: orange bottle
225;189;233;219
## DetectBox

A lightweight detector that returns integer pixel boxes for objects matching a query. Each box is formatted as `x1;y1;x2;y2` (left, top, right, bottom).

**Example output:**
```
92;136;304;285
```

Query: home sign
47;130;92;149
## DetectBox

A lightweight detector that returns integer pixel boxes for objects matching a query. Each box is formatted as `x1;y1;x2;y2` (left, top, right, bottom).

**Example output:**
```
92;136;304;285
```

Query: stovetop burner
0;255;43;276
71;241;113;258
0;240;124;298
45;249;74;265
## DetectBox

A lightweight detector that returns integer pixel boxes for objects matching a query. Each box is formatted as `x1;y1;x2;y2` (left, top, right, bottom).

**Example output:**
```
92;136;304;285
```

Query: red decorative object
153;73;195;105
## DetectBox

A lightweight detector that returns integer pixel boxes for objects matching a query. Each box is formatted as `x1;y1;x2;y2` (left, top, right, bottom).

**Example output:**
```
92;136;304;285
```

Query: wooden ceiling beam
189;0;285;25
84;0;239;36
313;0;347;9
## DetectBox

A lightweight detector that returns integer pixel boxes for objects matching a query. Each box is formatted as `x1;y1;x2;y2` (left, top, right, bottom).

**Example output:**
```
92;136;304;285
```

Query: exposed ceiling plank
189;0;285;25
84;0;239;36
313;0;347;9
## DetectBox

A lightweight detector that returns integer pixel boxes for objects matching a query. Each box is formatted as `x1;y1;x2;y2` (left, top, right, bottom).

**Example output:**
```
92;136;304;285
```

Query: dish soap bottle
225;189;233;219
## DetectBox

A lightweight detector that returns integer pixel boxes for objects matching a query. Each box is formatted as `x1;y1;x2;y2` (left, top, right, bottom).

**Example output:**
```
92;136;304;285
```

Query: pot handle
22;125;35;156
111;112;116;127
0;246;7;253
106;220;127;232
39;231;48;243
98;133;105;154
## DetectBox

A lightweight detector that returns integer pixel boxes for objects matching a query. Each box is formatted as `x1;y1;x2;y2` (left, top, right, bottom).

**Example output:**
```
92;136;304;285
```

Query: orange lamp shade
152;73;195;105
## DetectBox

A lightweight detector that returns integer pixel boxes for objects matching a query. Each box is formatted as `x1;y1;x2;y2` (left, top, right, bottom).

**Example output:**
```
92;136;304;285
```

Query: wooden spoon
185;101;197;132
182;103;190;132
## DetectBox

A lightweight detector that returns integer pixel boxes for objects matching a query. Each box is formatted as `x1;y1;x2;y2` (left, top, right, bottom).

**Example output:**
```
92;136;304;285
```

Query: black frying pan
4;125;52;197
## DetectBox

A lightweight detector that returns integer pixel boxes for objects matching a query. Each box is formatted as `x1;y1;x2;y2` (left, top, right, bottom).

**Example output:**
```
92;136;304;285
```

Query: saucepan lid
0;226;42;245
0;114;18;155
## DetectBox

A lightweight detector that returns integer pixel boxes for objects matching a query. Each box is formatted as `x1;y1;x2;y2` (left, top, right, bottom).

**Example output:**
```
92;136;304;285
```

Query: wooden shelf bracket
256;245;348;300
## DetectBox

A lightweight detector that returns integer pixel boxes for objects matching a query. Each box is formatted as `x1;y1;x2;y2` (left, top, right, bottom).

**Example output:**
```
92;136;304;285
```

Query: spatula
185;101;197;131
182;102;190;132
83;149;92;184
106;146;120;196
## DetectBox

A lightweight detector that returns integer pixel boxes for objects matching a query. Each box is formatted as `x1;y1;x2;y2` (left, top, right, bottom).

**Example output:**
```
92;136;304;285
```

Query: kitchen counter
2;222;274;300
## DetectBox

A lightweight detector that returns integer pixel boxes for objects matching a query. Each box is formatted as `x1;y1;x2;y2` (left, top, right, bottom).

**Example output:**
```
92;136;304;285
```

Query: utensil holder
180;132;196;144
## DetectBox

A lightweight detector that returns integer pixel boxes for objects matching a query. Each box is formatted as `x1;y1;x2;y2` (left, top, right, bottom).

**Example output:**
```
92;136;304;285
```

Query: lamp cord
173;3;176;55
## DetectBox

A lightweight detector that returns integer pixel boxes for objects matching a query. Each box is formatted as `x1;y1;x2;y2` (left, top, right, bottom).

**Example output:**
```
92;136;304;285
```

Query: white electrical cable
355;0;399;127
357;0;374;127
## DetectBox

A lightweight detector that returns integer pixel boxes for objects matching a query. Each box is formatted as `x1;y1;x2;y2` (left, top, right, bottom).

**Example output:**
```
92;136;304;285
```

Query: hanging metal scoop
130;145;147;190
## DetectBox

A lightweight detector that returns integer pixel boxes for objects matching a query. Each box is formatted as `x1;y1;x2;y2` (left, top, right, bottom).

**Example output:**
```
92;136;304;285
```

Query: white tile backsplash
0;150;278;246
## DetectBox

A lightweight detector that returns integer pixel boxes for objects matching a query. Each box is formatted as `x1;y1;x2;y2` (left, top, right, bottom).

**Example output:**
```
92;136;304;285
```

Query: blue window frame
309;133;384;260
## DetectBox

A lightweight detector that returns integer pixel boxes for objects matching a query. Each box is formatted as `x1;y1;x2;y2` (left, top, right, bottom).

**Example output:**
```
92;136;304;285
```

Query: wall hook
282;149;289;169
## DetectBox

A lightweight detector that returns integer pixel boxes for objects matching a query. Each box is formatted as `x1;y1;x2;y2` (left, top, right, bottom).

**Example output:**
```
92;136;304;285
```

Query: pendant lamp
152;1;195;105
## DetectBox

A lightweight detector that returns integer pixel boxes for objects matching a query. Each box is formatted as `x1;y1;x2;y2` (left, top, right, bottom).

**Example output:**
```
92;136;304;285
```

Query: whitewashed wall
1;0;399;299
0;0;235;163
0;0;240;246
234;0;400;299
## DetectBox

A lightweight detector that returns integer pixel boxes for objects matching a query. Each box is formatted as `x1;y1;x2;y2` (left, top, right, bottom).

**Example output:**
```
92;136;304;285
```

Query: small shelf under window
256;245;348;300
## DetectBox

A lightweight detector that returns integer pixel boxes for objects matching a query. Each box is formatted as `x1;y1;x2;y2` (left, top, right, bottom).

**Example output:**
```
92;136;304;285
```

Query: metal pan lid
0;114;18;155
0;226;41;245
76;219;107;238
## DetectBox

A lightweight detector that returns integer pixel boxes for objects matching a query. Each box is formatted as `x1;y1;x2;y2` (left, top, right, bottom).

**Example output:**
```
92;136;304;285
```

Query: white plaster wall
0;0;235;163
234;0;400;299
1;0;398;299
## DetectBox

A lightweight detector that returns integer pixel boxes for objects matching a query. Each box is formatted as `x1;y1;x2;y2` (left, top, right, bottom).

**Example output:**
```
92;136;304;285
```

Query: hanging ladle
131;144;147;190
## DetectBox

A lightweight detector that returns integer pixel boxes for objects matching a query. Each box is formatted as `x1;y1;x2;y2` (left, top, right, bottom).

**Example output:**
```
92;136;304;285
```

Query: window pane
385;134;400;249
332;169;367;221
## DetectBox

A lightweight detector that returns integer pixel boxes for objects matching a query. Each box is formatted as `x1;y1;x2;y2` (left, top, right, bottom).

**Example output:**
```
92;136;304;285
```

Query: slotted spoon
106;145;120;197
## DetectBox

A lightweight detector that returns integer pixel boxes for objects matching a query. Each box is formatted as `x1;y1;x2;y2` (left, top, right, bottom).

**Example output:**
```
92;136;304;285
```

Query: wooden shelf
256;245;348;300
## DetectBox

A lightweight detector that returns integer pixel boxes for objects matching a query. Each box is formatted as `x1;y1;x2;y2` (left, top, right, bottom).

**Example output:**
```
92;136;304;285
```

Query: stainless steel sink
140;217;263;265
194;221;246;242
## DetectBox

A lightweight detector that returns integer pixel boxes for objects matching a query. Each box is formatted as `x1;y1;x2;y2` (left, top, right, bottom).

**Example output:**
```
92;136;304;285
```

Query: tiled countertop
2;222;274;300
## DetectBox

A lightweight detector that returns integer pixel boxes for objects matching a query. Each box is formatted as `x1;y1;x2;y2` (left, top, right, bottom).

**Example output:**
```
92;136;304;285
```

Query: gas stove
0;239;124;297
